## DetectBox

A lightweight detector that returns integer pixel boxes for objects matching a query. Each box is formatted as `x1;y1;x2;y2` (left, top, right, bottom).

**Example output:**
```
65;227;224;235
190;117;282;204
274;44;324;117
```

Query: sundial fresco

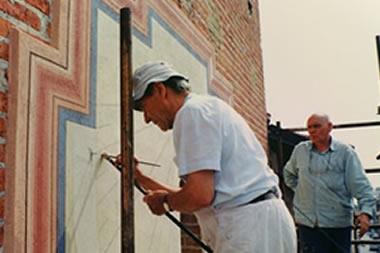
63;1;207;252
6;0;223;252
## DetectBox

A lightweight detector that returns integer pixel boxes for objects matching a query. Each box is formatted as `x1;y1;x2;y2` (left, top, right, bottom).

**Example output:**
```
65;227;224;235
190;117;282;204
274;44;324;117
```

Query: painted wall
64;2;208;252
0;0;53;251
1;0;266;252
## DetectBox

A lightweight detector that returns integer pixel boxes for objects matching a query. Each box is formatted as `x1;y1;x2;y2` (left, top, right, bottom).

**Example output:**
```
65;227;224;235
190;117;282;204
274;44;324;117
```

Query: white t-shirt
173;94;279;209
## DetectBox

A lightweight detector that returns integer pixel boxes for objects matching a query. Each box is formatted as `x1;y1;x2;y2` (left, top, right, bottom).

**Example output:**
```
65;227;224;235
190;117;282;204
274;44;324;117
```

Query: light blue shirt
284;138;376;227
173;94;279;209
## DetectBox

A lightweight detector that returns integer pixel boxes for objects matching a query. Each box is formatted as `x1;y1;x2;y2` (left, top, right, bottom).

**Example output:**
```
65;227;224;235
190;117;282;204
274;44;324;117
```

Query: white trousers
195;199;297;253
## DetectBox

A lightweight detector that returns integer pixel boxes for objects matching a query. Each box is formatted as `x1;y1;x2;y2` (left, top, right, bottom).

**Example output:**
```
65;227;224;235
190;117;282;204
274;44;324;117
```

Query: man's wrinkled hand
115;155;143;178
356;213;371;238
143;190;169;215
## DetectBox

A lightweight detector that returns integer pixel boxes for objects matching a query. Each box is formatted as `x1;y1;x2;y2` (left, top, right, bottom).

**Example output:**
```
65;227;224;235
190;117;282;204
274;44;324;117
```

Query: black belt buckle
244;188;278;206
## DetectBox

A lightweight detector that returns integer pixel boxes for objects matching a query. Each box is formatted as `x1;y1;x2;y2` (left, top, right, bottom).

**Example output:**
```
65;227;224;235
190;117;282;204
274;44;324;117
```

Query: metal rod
137;161;161;167
103;154;160;167
352;240;380;245
285;120;380;132
353;224;380;229
120;7;134;253
376;34;380;118
103;156;213;253
365;168;380;173
376;35;380;82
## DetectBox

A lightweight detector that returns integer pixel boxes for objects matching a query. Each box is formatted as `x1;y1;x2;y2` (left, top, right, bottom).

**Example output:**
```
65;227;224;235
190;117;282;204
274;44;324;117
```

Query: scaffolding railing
268;119;380;253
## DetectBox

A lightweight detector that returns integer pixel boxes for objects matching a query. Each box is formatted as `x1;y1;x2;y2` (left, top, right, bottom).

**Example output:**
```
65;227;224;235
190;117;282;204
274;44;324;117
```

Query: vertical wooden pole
376;35;380;115
275;121;284;176
376;35;380;76
120;7;134;253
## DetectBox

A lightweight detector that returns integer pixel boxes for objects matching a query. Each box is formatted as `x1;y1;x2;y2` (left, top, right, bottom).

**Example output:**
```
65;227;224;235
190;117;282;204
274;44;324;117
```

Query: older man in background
284;113;376;253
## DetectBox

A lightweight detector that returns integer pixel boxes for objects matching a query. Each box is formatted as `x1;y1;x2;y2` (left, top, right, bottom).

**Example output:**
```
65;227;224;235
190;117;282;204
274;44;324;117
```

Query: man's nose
307;128;315;135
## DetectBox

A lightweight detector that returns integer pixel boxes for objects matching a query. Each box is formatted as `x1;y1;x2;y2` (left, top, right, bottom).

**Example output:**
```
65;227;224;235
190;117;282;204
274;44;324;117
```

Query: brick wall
0;0;265;252
0;0;52;250
169;1;266;252
172;0;266;144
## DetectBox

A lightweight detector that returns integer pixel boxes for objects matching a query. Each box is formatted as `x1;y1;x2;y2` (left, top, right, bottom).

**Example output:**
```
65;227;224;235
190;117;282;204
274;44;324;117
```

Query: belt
242;189;279;206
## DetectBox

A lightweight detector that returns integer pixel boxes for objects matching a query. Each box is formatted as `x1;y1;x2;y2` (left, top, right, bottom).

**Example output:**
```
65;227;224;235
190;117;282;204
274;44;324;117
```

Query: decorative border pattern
6;0;232;252
7;0;91;252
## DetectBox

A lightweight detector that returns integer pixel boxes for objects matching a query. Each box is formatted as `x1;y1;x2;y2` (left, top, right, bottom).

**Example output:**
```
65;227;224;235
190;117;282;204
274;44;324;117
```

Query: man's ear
327;122;333;132
154;83;167;97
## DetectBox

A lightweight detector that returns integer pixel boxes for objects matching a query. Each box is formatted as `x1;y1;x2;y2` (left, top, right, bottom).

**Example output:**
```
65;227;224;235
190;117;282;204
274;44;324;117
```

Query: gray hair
308;113;332;124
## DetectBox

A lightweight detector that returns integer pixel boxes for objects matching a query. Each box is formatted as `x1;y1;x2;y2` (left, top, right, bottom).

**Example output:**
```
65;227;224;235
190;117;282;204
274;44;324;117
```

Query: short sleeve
173;104;222;176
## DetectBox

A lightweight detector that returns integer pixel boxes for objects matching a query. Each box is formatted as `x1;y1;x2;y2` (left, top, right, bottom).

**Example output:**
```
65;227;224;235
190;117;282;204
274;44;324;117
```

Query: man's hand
115;155;143;179
356;213;371;238
143;190;169;215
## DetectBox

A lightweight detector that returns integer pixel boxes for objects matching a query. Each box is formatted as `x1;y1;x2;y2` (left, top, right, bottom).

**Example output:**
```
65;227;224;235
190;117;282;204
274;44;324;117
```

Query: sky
259;1;380;186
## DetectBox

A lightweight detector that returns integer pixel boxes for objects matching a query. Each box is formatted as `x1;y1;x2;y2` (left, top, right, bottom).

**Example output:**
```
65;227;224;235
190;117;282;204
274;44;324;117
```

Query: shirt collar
307;137;336;152
329;137;337;151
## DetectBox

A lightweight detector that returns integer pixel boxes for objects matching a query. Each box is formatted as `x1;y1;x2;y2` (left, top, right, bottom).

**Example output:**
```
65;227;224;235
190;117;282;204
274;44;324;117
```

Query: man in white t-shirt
130;61;297;253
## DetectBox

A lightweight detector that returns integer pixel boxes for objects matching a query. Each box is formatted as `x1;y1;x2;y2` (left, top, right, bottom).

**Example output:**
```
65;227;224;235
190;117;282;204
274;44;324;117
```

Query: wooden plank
120;7;134;253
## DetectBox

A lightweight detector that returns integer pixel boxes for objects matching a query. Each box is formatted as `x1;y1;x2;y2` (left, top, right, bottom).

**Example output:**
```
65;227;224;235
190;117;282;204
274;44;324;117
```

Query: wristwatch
163;194;173;212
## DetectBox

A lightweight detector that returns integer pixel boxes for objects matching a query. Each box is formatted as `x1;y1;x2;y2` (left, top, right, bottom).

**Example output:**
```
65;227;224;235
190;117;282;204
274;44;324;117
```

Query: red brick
0;225;3;245
0;92;7;112
0;169;4;192
182;248;202;253
181;224;200;235
25;0;50;15
180;213;198;223
25;8;41;30
0;144;4;163
0;1;41;30
181;235;203;248
0;18;11;38
0;118;5;138
0;195;3;220
0;43;9;60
